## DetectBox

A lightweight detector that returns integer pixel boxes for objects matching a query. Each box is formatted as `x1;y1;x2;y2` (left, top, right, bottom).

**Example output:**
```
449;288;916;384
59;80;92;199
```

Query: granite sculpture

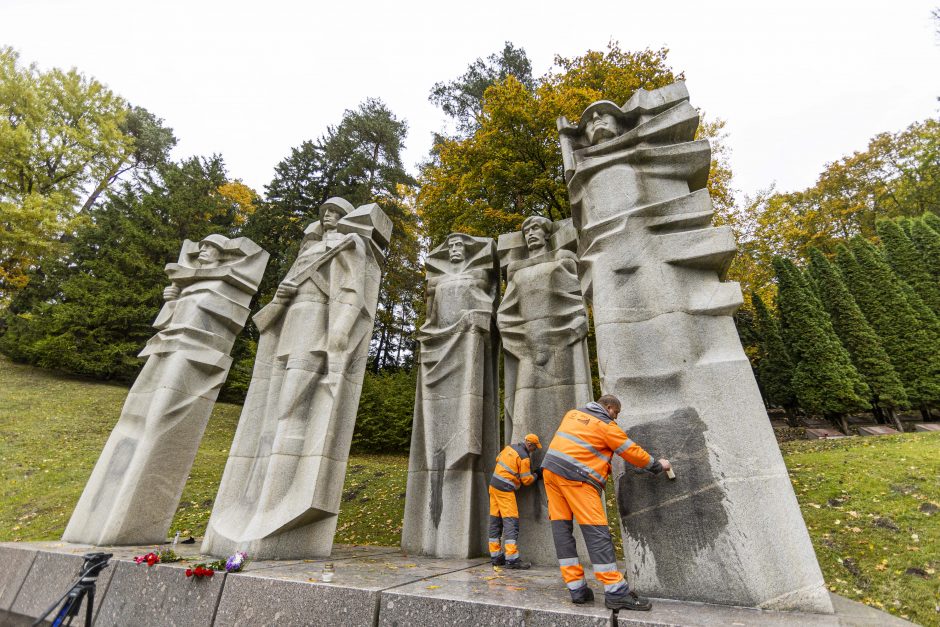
63;235;269;546
402;234;500;558
557;83;833;613
202;198;392;560
495;217;594;566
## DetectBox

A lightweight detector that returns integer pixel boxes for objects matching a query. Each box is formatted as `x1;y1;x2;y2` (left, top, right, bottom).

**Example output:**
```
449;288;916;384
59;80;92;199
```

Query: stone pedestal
558;83;832;613
63;236;268;546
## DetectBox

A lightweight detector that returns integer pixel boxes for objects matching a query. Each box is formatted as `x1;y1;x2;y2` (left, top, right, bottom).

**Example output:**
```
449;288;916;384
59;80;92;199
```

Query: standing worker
488;433;542;569
542;395;671;611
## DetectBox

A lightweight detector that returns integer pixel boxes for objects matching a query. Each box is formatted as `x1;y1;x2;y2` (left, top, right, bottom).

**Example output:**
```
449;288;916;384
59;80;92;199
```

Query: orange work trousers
488;486;520;560
543;468;627;595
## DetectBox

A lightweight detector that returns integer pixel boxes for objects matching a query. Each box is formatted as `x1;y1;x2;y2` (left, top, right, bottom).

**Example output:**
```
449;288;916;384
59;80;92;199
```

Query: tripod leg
84;589;94;627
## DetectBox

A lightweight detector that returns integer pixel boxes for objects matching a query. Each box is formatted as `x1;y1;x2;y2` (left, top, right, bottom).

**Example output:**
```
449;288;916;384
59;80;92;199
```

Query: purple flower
225;551;247;573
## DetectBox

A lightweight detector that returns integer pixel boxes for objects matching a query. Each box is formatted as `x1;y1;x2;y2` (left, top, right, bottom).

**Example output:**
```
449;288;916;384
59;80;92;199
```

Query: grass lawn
1;356;937;624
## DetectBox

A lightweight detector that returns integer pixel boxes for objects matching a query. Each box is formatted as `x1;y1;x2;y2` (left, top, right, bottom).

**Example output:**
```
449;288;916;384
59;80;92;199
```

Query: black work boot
505;559;531;569
569;585;595;604
605;590;652;611
491;554;506;566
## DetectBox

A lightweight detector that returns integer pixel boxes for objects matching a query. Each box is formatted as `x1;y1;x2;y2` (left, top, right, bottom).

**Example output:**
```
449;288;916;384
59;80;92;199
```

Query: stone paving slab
0;545;37;611
805;428;848;440
857;425;901;436
914;423;940;432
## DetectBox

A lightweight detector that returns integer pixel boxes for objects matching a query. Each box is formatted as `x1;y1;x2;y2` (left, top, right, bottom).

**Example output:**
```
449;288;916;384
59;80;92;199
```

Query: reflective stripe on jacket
542;408;655;491
490;443;534;492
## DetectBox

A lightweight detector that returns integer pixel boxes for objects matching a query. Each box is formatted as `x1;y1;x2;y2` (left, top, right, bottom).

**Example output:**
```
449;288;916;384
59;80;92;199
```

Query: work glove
532;467;543;481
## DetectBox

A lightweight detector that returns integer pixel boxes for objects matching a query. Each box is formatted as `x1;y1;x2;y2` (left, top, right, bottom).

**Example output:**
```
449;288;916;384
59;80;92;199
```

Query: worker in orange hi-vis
542;394;672;611
487;433;542;569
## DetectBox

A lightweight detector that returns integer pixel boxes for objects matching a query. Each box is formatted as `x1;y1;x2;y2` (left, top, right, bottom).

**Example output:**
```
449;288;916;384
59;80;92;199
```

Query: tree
909;215;940;281
419;42;688;247
239;98;421;375
429;41;534;136
773;257;869;433
807;248;908;431
0;156;240;380
923;211;940;233
877;218;940;316
751;292;799;426
0;48;175;304
837;239;940;415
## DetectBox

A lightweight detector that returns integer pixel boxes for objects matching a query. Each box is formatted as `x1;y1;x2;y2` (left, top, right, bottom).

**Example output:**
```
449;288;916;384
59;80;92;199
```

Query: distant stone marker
858;425;902;436
63;235;268;546
914;423;940;432
805;428;848;440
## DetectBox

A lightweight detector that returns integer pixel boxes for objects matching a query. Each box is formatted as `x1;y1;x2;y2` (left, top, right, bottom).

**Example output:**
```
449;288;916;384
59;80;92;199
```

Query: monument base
0;541;910;626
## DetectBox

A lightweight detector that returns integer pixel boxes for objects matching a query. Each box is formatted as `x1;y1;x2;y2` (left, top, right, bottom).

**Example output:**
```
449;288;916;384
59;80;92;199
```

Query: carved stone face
321;207;343;231
197;242;222;267
523;222;548;253
448;237;465;263
586;112;619;145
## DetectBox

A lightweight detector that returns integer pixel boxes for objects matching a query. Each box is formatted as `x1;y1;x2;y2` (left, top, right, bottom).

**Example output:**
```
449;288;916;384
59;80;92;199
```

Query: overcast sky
3;0;938;201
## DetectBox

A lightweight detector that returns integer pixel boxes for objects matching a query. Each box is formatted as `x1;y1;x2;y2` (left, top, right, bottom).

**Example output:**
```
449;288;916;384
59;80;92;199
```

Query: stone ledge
0;542;912;626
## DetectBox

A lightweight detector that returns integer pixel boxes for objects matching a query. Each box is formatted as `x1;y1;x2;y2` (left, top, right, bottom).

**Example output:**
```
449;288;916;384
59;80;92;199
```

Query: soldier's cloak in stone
63;236;268;546
402;234;499;558
203;204;390;560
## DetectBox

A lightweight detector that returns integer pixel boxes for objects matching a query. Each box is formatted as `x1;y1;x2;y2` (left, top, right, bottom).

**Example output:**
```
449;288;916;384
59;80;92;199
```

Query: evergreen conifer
922;212;940;234
838;239;940;415
751;292;799;426
772;257;869;432
807;248;908;431
909;216;940;281
877;219;940;316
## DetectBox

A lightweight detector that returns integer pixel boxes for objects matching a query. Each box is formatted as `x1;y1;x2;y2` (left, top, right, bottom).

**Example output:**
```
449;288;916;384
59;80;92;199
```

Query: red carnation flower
185;569;193;577
206;569;214;577
195;566;204;576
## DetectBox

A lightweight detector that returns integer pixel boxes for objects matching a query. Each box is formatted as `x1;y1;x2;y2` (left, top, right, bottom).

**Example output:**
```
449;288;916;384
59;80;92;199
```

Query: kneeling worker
488;433;542;569
542;395;671;611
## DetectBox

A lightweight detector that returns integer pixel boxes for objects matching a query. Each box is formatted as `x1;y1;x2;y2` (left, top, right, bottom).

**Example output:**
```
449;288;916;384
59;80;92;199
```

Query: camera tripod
33;552;112;627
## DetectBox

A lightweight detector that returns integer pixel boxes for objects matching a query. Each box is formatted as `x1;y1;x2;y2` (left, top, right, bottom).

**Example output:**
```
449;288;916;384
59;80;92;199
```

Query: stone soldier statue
557;83;832;612
496;216;593;566
402;233;500;558
202;198;392;560
63;234;268;546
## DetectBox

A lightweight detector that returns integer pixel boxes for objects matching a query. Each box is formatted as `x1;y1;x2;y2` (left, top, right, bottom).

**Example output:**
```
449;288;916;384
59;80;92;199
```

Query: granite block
379;564;612;627
94;559;224;626
0;545;36;611
217;552;486;626
805;428;848;440
913;423;940;432
9;549;115;621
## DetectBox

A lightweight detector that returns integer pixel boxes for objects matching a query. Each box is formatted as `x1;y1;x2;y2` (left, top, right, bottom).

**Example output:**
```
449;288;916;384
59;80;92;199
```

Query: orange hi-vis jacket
490;443;536;492
542;408;657;492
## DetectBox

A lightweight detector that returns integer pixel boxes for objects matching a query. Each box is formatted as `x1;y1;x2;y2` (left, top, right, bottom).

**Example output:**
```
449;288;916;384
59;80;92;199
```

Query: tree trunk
784;406;800;428
885;406;905;434
920;403;931;421
871;404;886;424
827;412;850;435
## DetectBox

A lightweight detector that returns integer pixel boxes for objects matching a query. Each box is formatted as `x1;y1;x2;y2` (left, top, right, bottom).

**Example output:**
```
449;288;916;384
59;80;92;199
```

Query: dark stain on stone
617;407;728;591
91;437;136;511
430;451;444;528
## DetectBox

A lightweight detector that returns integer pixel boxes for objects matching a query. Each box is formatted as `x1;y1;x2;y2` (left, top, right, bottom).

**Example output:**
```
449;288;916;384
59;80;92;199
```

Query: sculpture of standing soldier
557;83;832;612
402;233;500;558
495;216;593;565
202;198;392;560
64;235;268;546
